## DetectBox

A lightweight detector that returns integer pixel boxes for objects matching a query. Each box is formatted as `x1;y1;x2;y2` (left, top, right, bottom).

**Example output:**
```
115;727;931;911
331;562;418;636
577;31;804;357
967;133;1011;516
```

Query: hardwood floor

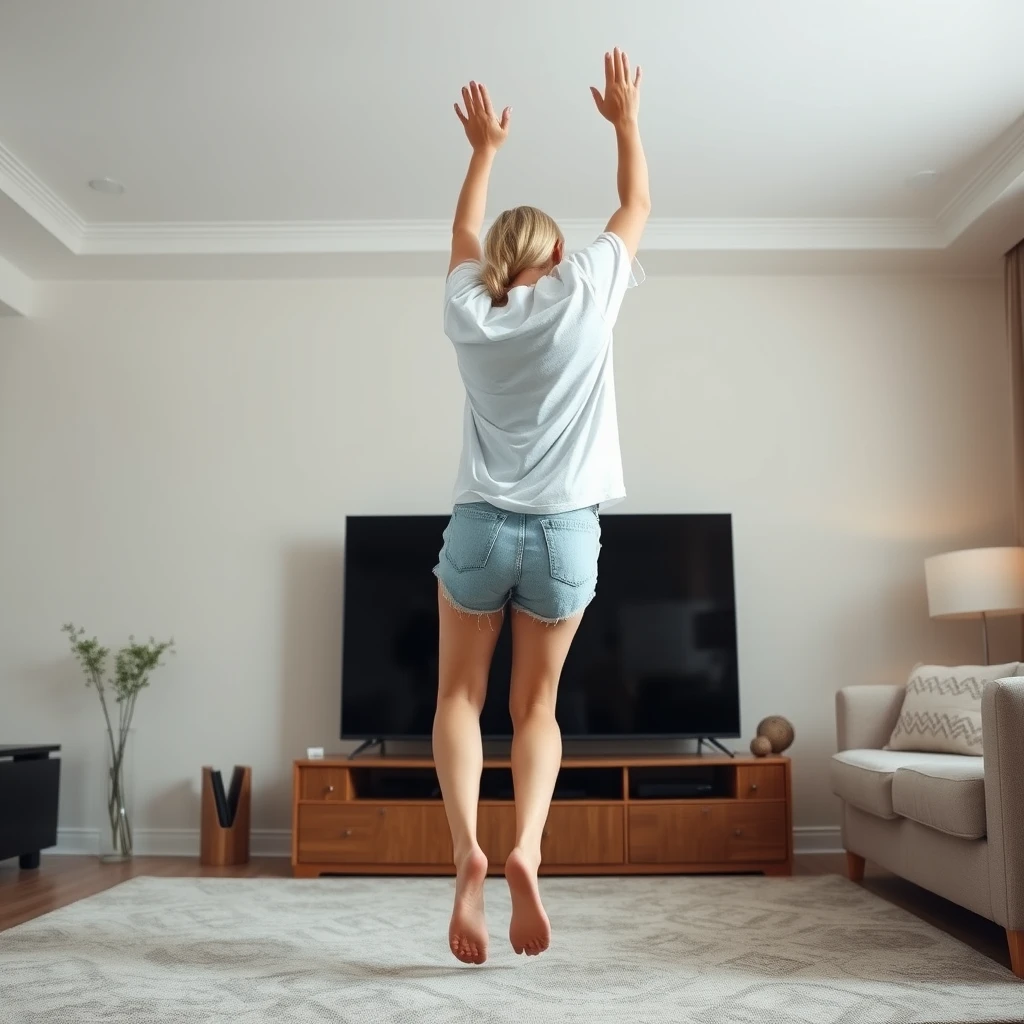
0;853;1011;972
0;856;290;933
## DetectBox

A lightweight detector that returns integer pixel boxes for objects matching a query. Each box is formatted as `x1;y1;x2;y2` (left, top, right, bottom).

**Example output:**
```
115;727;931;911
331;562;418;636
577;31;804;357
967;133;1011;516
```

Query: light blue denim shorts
434;501;601;624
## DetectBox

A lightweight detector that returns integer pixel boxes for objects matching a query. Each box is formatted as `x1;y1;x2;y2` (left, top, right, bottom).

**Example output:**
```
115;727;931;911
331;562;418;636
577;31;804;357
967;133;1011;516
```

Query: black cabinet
0;745;61;868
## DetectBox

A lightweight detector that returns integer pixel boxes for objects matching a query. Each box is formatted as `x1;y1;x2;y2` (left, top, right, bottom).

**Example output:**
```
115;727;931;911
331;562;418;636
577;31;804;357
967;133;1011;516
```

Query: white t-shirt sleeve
565;232;641;324
443;261;487;342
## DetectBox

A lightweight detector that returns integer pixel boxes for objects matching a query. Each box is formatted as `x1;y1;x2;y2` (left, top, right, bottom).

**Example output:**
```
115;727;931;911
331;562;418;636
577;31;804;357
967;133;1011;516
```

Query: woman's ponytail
479;207;563;306
480;259;510;304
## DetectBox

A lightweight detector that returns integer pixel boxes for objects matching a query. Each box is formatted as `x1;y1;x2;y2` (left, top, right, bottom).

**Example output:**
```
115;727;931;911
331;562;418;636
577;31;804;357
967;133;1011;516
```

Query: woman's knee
437;677;487;713
508;687;558;729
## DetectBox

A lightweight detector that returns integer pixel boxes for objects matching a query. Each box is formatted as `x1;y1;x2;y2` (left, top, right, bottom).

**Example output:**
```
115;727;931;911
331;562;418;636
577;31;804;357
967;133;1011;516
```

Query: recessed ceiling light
88;177;125;195
905;170;941;191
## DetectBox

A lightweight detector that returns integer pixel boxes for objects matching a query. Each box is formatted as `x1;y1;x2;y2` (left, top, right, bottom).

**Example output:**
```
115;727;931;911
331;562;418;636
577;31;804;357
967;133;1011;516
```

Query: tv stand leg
698;737;735;758
348;737;384;760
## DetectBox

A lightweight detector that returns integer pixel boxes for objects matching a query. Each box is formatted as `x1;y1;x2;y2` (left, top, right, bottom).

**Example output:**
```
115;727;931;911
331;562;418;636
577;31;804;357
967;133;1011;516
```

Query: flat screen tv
341;513;740;740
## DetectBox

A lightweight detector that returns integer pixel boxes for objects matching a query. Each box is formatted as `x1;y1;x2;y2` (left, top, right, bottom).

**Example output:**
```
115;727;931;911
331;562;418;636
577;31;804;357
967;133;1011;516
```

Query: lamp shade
925;547;1024;620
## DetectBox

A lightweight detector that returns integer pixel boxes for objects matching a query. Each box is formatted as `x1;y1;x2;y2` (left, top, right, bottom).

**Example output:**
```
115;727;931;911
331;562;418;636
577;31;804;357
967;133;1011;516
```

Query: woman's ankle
508;843;542;871
454;842;486;869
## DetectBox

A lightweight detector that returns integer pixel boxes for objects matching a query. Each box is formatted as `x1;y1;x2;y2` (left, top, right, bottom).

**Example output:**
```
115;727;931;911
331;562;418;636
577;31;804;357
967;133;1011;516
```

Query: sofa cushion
831;749;975;820
886;663;1018;756
891;760;987;839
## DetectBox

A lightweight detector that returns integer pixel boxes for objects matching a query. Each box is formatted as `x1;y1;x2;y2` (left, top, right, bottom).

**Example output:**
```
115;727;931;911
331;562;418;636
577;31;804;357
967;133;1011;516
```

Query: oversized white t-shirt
443;231;642;514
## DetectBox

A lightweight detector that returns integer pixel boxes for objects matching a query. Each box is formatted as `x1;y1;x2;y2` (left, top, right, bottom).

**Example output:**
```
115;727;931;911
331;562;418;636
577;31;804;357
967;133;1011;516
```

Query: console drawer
721;803;787;862
735;764;786;800
628;802;787;864
297;804;452;864
628;804;722;864
299;766;350;801
543;806;624;865
477;805;625;865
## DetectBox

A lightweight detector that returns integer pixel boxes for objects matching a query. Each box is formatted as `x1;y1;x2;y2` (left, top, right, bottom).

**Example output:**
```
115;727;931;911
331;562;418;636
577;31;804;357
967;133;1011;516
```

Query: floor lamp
925;547;1024;664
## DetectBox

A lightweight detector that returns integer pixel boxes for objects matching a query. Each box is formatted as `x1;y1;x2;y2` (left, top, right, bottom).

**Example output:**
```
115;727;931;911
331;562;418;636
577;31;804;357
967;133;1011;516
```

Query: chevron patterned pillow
886;663;1019;755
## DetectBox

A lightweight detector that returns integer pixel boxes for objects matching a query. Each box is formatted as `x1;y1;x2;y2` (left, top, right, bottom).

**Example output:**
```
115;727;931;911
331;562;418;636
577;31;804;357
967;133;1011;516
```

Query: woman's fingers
454;103;468;126
499;105;511;130
471;81;484;116
604;51;614;88
480;83;495;118
634;65;642;88
462;85;473;117
621;50;630;83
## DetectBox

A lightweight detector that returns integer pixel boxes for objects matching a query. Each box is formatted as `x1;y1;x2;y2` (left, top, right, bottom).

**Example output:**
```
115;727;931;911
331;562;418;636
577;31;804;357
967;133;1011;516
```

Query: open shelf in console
627;764;733;801
475;766;623;802
347;763;623;802
349;767;441;801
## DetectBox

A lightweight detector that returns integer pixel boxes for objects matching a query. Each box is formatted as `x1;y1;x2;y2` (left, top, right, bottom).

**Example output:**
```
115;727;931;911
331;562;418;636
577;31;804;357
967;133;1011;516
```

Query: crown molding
0;252;34;316
76;215;942;256
0;140;84;251
936;114;1024;244
0;124;1017;262
638;217;940;251
78;219;455;255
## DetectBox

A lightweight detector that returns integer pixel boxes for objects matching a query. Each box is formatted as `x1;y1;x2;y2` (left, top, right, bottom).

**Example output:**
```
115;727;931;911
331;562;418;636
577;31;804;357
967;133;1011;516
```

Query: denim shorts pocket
540;517;601;587
444;505;507;572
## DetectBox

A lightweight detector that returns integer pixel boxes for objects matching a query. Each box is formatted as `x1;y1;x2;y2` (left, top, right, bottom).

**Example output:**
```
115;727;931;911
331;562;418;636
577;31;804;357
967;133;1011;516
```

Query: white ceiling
1;0;1024;297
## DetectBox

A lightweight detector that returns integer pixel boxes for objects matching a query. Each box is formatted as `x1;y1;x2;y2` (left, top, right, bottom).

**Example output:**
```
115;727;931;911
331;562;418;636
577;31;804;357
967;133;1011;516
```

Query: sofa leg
845;852;866;882
1008;929;1023;979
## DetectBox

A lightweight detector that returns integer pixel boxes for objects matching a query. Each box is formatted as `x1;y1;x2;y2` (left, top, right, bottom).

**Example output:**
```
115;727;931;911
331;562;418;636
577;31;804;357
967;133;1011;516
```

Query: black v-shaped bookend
200;765;251;866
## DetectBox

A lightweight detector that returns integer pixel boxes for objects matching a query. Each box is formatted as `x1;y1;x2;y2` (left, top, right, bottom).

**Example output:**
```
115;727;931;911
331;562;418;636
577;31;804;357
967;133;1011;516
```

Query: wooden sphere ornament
756;715;795;753
750;735;773;757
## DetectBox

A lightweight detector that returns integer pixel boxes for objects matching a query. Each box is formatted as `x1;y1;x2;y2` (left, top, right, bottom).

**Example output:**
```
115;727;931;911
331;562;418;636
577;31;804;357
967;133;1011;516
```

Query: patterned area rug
0;874;1019;1023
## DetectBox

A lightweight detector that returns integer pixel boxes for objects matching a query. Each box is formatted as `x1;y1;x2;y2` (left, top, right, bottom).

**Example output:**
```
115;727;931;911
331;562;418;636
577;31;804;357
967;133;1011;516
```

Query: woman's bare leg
506;609;583;955
433;585;504;965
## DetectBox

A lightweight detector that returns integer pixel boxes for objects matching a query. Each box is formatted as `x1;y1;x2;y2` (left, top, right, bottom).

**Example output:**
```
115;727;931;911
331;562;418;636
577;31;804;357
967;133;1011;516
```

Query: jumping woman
433;49;650;965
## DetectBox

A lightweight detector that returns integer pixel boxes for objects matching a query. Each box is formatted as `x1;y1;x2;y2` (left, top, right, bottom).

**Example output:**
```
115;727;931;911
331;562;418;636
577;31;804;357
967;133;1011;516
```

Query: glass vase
101;727;134;861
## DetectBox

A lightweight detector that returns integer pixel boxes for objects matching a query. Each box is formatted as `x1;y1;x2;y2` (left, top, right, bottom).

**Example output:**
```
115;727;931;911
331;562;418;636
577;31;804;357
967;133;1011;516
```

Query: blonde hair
480;206;564;304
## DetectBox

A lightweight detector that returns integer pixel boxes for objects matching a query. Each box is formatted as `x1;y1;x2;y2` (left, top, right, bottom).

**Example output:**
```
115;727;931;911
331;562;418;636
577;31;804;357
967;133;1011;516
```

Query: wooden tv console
292;753;792;877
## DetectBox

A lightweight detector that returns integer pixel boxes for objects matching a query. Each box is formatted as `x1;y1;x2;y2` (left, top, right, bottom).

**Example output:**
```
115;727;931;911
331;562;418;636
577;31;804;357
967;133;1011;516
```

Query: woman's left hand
454;82;510;153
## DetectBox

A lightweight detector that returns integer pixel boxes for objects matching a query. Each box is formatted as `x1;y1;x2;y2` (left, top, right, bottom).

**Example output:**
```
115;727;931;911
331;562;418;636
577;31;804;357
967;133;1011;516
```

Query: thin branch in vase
63;624;175;859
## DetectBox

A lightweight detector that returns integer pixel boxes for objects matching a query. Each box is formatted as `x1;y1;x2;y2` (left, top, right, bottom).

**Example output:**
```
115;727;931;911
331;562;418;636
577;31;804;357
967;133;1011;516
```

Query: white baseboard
51;828;102;856
792;826;843;855
53;826;841;860
54;828;291;858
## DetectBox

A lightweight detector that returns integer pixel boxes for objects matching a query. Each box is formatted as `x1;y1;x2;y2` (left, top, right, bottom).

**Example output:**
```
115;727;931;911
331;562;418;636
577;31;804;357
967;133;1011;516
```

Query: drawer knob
734;828;743;837
342;828;353;838
325;785;335;795
702;808;710;817
749;783;758;792
379;808;387;817
542;829;550;839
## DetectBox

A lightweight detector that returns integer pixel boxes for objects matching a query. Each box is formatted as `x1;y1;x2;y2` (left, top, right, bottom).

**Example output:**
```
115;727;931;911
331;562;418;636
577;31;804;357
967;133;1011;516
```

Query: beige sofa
832;678;1024;978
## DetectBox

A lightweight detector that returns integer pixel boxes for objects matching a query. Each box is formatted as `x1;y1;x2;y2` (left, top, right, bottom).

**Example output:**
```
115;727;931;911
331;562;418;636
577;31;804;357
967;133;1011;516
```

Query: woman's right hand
590;48;641;128
454;82;511;154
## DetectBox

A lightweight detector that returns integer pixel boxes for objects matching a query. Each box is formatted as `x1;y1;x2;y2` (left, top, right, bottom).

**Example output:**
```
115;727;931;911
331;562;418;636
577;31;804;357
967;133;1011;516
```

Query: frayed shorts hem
509;592;595;626
434;572;506;617
435;570;594;626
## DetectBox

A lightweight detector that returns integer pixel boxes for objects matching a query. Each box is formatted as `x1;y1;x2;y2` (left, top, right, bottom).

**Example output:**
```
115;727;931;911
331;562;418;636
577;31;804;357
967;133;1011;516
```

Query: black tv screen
341;513;740;740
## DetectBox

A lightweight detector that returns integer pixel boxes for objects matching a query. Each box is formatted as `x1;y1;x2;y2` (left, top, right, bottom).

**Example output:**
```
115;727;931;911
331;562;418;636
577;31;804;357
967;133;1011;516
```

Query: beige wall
0;273;1014;852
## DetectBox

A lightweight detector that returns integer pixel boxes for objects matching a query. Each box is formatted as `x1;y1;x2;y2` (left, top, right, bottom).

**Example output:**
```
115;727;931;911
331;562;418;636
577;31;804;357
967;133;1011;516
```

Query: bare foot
506;846;550;956
449;847;489;965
